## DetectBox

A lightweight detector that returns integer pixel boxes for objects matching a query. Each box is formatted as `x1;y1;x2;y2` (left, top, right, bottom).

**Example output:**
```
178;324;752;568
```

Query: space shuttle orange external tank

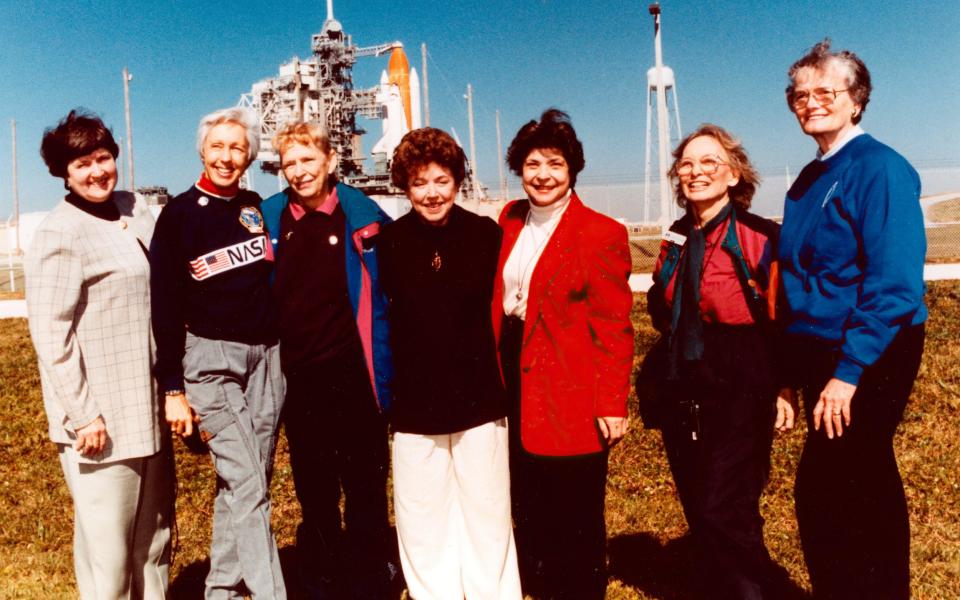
387;47;412;129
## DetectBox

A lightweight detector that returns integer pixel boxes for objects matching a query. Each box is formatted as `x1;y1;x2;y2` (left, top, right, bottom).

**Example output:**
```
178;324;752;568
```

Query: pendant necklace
431;250;442;272
515;210;560;301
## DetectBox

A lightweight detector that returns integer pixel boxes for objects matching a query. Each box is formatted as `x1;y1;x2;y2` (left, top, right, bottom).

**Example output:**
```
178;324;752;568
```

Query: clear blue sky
1;0;958;218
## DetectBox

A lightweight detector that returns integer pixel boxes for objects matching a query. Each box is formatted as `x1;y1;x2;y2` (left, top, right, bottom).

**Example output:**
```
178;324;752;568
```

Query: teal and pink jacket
262;183;394;411
648;206;780;332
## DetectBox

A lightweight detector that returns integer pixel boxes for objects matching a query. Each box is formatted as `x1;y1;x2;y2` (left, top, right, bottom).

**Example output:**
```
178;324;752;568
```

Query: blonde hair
668;124;761;211
272;121;333;156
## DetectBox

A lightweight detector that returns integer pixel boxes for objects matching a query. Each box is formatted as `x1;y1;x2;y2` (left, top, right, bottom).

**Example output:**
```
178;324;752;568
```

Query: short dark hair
391;127;466;191
40;110;119;179
785;38;872;124
668;124;760;211
506;109;585;187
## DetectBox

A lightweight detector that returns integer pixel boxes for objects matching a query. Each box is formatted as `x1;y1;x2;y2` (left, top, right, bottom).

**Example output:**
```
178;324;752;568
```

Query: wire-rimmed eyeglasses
789;88;849;109
676;155;728;177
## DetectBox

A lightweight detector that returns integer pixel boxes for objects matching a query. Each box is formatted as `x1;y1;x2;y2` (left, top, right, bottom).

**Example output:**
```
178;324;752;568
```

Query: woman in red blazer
494;109;634;599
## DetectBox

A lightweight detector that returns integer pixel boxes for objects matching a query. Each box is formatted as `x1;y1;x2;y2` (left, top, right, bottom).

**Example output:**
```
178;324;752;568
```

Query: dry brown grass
927;197;960;223
925;224;960;264
2;283;959;598
629;238;661;273
0;267;24;298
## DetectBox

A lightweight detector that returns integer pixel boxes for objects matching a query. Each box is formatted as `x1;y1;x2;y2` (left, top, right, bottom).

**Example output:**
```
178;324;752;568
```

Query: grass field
1;283;959;599
927;197;960;223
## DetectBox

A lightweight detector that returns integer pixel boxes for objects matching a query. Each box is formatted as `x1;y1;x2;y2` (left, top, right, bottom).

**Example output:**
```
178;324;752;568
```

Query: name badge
663;230;687;246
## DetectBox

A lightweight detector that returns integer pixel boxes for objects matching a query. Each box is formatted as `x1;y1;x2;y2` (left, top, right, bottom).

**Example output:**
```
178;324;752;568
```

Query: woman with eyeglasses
646;124;789;599
778;40;926;599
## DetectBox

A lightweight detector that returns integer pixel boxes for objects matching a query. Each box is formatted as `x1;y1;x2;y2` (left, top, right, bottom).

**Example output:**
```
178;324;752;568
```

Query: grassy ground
925;224;960;264
927;197;960;223
1;283;959;599
0;266;24;297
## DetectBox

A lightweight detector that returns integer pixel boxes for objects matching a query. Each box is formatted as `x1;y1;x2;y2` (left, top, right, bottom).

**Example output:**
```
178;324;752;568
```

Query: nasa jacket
261;182;394;412
150;183;276;394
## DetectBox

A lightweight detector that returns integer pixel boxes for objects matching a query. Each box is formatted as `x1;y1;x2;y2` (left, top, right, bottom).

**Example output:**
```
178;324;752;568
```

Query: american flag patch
189;236;268;281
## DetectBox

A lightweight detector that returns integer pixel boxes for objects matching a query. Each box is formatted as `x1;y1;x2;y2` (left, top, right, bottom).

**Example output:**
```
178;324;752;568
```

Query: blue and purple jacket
262;183;394;411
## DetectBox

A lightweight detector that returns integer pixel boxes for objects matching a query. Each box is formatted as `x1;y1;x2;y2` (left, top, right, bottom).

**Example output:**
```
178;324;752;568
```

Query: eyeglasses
676;155;728;177
789;88;849;109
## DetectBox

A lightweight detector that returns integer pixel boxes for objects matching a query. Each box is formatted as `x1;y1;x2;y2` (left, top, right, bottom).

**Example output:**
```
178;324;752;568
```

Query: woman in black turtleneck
377;128;521;599
25;110;171;599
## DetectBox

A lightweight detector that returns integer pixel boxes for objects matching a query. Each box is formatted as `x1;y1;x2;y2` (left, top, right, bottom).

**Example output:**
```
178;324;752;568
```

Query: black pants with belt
661;323;778;600
282;346;392;597
501;315;609;600
791;324;924;600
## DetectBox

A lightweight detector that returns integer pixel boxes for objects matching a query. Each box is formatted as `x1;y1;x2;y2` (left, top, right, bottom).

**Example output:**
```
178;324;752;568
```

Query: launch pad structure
238;0;485;202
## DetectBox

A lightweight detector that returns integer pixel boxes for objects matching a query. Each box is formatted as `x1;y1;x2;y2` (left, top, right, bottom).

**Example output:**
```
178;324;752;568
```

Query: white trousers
393;418;521;600
58;444;172;600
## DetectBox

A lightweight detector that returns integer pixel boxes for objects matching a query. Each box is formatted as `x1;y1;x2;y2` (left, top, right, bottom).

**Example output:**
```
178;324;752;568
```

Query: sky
0;0;958;221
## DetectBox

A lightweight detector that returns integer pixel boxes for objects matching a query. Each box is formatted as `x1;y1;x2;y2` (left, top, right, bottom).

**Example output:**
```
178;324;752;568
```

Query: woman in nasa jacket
150;107;286;599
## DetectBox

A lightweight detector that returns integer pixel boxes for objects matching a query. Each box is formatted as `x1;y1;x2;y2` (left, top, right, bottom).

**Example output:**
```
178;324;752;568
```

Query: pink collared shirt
288;187;339;220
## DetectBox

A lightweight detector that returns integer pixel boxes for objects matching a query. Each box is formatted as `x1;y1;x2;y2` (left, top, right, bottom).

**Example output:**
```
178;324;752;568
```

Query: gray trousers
58;444;172;600
184;333;286;600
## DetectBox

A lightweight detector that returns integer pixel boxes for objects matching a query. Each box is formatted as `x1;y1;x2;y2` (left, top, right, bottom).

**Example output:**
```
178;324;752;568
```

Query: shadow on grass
608;533;809;599
171;542;406;599
169;547;302;599
168;556;208;599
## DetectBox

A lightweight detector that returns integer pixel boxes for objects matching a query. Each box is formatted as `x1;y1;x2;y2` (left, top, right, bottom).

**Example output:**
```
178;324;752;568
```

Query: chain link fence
629;193;960;274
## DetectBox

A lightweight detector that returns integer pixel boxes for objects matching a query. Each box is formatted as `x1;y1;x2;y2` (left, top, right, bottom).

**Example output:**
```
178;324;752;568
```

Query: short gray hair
196;107;260;162
785;39;872;125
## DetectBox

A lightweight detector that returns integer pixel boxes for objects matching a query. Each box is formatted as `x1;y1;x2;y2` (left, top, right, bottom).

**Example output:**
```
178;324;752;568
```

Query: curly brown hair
390;128;466;191
505;109;585;187
668;124;760;211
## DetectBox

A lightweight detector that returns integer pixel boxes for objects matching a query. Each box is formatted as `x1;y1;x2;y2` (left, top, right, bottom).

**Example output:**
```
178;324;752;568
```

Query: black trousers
661;324;777;600
792;324;924;600
282;347;391;590
501;315;609;600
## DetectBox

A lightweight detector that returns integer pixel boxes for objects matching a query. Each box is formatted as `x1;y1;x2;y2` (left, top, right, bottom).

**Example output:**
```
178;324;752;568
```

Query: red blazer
493;193;634;456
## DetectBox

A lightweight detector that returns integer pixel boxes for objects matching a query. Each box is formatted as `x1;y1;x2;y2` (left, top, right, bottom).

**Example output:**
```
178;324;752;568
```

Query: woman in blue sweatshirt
778;40;926;599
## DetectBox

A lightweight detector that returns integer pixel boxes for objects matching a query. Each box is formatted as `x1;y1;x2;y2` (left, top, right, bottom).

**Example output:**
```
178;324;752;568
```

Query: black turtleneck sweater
66;192;120;221
377;204;506;434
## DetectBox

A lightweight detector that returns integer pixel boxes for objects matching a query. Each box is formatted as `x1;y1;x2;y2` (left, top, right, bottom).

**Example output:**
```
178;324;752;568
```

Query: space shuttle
371;47;422;158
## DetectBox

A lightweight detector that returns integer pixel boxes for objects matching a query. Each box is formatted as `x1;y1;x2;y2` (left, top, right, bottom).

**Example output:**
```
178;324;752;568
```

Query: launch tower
238;0;424;196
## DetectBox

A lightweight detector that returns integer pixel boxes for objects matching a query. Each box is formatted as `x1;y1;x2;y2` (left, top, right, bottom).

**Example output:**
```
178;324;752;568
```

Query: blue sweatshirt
779;134;926;385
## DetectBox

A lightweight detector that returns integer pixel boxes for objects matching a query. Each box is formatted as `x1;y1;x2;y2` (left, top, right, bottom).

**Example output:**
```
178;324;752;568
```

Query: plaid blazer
26;192;161;463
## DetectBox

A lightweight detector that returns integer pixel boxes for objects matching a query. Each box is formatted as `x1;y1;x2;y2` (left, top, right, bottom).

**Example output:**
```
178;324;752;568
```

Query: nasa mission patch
239;206;265;234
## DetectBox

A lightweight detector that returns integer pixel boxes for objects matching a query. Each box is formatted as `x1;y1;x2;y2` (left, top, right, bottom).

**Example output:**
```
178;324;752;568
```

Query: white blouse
502;192;572;320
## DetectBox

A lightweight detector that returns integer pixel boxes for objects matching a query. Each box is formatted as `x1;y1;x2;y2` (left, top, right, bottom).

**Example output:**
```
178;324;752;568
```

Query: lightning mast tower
644;3;682;229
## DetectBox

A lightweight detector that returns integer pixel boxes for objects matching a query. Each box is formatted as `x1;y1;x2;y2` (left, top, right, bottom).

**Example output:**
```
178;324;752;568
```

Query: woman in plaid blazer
25;110;171;599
